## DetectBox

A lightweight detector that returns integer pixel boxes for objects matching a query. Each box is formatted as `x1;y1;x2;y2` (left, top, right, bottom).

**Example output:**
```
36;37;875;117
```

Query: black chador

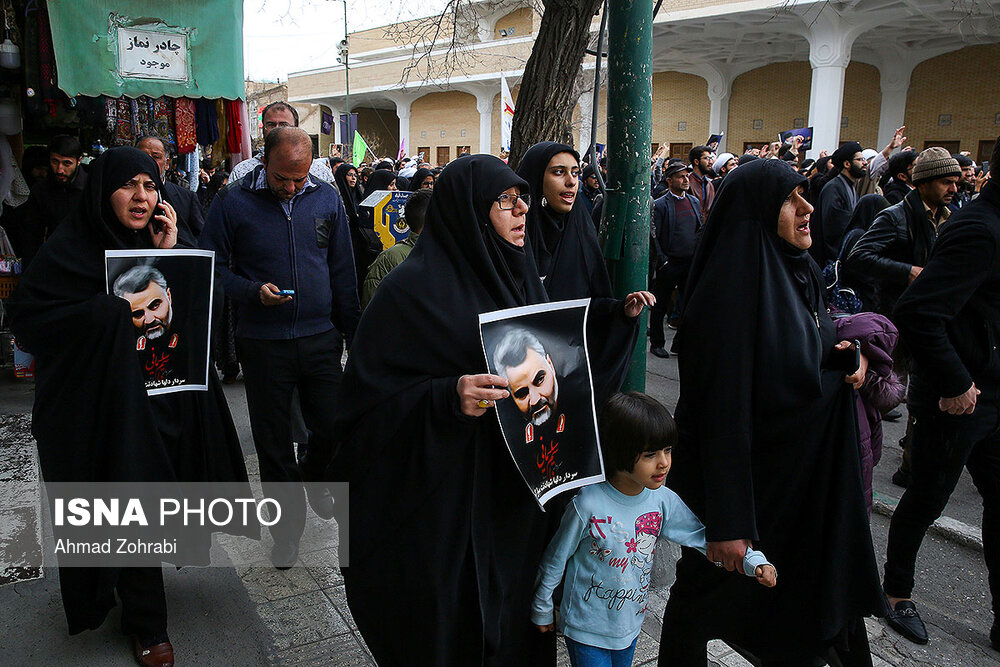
8;148;254;636
658;160;886;665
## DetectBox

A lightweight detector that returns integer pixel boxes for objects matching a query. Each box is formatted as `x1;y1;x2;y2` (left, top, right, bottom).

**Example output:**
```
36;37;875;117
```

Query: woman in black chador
335;154;652;665
657;160;886;666
516;141;613;301
335;161;382;295
8;147;254;667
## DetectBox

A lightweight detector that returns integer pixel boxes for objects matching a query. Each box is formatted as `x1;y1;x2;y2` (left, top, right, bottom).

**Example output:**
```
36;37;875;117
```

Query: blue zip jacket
200;166;360;343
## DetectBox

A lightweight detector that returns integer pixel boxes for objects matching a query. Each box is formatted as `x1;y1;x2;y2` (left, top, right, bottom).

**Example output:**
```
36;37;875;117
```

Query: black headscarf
7;146;252;633
408;167;434;191
365;168;396;192
666;158;885;659
333;154;553;663
846;193;888;236
333;163;362;224
516;141;613;300
86;147;166;248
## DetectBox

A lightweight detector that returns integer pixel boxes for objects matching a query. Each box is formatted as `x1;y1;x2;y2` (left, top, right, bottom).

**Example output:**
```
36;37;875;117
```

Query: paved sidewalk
2;349;998;665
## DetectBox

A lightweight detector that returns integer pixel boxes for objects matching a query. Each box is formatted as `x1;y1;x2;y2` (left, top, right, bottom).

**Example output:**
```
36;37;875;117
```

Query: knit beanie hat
911;147;962;185
712;152;736;174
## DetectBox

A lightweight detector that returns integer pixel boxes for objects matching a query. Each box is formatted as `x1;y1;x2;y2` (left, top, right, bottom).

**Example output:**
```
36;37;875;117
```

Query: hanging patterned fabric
37;2;59;115
238;99;253;162
152;97;175;149
105;96;117;138
23;2;41;115
113;98;134;145
175;97;197;154
127;98;139;139
224;99;243;154
195;98;219;147
185;147;200;192
211;99;228;164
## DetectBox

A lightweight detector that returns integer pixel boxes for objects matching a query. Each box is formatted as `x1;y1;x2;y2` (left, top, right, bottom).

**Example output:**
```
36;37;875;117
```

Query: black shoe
991;620;999;651
305;483;335;520
891;468;910;488
883;408;903;422
885;599;928;644
650;347;670;359
271;539;299;570
669;342;680;356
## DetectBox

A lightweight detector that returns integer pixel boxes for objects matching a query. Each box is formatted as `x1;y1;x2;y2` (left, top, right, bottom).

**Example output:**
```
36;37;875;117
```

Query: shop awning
47;0;244;100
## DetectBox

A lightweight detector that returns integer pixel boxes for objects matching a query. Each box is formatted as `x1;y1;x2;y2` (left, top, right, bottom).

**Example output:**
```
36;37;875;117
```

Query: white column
578;91;594;154
690;62;733;153
876;62;912;150
475;91;493;155
805;14;857;160
707;88;730;152
327;105;342;145
393;96;413;157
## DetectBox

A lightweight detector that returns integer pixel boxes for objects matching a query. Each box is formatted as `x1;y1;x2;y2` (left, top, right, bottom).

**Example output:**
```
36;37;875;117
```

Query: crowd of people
2;92;999;667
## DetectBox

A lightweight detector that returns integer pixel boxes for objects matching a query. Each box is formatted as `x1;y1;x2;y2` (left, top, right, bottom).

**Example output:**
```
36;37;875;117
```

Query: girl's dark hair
599;392;677;473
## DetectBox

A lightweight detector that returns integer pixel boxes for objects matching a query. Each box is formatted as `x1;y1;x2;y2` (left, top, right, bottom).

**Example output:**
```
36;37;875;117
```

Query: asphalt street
0;338;997;666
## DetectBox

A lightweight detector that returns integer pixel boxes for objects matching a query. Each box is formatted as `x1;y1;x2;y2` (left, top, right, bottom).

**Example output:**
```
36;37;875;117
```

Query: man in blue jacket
201;127;360;568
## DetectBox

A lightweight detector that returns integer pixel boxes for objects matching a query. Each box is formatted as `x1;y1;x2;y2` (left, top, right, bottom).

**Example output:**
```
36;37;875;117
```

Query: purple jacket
835;312;906;513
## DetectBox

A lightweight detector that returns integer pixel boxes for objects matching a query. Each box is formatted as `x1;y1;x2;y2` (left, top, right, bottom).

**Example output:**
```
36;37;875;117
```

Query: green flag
353;131;372;167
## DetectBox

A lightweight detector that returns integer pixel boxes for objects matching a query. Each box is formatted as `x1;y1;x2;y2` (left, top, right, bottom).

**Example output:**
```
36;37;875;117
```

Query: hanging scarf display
238;99;253;161
194;98;219;147
152;97;175;149
224;99;242;154
211;99;227;163
175;97;197;154
37;3;59;115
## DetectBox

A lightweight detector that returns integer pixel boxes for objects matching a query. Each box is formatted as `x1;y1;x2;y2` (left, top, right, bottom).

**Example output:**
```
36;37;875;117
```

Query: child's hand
755;564;777;587
535;623;555;633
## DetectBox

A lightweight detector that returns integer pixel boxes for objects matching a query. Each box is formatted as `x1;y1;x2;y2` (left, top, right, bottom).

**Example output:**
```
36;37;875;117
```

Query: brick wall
727;61;812;153
494;8;533;39
355;107;399;161
842;62;881;149
410;91;479;163
904;44;1000;155
651;72;710;154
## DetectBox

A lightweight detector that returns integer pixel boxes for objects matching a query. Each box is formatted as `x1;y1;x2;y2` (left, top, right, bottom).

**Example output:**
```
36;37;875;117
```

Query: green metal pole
605;0;652;392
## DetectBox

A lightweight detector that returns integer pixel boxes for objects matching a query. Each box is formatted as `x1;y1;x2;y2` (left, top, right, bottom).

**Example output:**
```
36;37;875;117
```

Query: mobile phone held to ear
829;339;861;375
151;203;166;234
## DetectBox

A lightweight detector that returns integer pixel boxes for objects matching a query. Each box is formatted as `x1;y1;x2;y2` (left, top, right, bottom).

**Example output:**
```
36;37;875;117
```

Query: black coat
665;159;884;661
7;148;253;634
816;173;858;266
651;191;702;265
17;169;88;265
845;188;941;316
895;180;1000;406
163;180;205;238
882;178;910;205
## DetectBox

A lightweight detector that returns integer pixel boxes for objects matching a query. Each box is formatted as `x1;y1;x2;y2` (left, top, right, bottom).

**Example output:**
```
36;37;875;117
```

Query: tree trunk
508;0;602;170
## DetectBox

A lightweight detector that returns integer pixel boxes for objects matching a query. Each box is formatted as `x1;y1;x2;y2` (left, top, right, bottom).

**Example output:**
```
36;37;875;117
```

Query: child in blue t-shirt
531;391;776;666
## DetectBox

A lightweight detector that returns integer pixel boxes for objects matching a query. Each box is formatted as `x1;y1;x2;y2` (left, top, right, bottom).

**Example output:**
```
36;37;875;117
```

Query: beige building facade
288;0;1000;166
244;80;337;157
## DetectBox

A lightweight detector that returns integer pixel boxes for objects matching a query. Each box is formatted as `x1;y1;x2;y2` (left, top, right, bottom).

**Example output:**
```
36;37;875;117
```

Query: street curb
873;491;983;552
